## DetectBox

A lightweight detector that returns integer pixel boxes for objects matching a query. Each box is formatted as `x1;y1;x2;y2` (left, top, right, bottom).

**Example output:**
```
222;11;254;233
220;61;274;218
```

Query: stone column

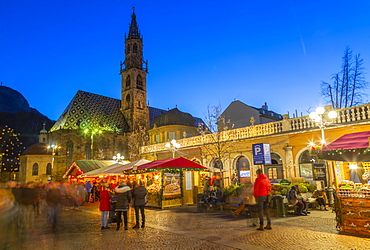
283;145;294;179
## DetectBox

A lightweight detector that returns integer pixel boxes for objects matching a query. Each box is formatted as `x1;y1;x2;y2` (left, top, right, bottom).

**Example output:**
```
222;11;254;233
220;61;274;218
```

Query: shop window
298;150;318;180
155;134;160;143
267;167;278;179
32;163;39;176
46;163;52;175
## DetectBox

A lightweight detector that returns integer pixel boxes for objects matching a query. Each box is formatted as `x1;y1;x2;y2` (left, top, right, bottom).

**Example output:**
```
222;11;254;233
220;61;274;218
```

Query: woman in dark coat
114;182;132;230
132;181;147;229
99;182;111;229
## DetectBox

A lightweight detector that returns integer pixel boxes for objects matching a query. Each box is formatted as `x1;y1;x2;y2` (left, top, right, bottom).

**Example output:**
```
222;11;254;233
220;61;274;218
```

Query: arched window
298;150;317;180
46;163;52;175
32;163;39;176
136;75;143;90
133;43;138;53
212;158;223;169
126;94;131;109
299;150;318;163
85;144;91;160
126;76;131;88
237;156;250;183
66;140;74;168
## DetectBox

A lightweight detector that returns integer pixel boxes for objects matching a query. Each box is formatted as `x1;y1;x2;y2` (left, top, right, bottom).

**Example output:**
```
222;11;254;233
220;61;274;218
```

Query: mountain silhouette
0;85;54;149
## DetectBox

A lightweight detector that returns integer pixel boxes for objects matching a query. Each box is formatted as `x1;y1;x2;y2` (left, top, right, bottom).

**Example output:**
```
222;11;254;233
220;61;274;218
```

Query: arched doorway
299;150;327;186
236;156;251;183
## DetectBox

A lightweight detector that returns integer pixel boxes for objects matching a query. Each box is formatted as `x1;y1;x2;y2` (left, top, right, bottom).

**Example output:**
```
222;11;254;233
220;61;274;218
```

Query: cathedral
19;9;202;182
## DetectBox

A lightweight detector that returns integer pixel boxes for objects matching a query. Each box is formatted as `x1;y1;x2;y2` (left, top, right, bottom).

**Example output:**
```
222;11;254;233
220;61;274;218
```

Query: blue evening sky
1;1;370;121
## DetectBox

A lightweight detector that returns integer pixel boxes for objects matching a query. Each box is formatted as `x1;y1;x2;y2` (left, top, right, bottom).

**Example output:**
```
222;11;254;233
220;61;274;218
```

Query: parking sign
252;143;272;165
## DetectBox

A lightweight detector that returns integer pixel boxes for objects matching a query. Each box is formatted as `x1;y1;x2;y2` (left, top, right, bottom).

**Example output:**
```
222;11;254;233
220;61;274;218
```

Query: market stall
63;160;117;183
320;131;370;236
126;157;208;209
68;159;150;185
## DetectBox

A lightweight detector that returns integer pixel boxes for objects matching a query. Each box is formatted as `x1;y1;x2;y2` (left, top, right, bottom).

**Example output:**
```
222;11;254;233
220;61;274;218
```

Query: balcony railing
140;103;370;154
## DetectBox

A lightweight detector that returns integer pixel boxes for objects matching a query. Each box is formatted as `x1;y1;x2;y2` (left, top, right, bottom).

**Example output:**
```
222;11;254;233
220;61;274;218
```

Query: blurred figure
312;188;328;211
20;182;36;229
91;182;98;203
85;181;92;202
132;181;147;229
230;173;238;185
232;183;257;226
115;182;132;230
99;182;111;229
46;183;61;232
287;185;305;215
0;182;17;249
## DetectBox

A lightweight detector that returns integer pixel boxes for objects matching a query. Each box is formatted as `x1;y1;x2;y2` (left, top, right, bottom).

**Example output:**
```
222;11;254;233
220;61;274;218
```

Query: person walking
114;182;132;230
85;181;92;203
254;169;272;231
132;181;147;229
20;182;37;228
99;182;111;229
46;183;61;232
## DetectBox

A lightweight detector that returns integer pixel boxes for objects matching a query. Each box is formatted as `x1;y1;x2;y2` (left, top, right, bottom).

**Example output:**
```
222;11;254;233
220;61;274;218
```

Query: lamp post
47;143;61;181
113;153;125;163
309;106;338;146
309;106;337;198
83;128;102;160
165;139;181;158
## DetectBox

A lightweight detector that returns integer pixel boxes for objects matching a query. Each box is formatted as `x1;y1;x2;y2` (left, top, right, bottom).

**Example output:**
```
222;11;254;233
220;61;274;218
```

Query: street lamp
113;153;125;162
309;106;337;194
309;107;337;146
47;143;61;181
83;128;102;159
165;139;181;158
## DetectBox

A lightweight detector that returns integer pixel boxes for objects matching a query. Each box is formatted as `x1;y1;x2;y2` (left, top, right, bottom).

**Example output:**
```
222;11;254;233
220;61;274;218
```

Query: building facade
140;104;370;187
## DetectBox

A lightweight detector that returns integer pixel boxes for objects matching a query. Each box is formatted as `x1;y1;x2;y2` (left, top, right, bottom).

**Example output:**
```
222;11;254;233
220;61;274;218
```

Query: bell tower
120;8;149;132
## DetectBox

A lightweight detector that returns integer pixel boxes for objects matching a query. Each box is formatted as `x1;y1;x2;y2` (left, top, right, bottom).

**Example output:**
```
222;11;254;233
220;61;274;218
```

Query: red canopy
322;131;370;151
136;157;208;170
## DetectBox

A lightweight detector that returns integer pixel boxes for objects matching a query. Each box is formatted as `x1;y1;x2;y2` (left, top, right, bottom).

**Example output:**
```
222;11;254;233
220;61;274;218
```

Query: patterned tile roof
50;90;204;133
50;90;128;132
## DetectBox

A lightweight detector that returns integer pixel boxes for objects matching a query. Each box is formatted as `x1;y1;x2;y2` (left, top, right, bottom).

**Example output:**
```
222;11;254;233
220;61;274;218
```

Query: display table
338;197;370;236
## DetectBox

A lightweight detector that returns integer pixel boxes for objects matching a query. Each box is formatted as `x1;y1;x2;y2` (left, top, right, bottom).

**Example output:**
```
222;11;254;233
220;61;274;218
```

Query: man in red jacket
254;169;272;230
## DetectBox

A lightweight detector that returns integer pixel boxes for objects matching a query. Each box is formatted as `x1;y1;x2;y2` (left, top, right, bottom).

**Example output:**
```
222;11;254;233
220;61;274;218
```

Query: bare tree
198;104;235;186
127;126;149;161
321;46;368;109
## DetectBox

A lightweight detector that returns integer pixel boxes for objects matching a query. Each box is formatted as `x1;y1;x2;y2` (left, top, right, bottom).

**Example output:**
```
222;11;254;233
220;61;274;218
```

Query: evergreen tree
0;125;24;181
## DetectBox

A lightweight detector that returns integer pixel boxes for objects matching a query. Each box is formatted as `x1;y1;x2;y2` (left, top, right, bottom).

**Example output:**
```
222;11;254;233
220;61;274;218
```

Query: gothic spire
127;7;141;40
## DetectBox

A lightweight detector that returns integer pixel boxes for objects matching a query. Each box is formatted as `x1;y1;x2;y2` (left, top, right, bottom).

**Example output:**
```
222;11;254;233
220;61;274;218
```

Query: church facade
19;10;201;182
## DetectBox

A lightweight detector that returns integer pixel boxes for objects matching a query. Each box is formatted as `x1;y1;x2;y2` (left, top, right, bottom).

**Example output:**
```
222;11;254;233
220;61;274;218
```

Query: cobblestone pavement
4;203;370;250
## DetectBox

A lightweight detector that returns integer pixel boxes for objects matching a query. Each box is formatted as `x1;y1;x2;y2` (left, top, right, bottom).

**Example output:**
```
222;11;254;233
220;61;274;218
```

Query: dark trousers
116;211;128;228
256;196;271;225
316;198;325;206
296;200;304;214
134;205;145;225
